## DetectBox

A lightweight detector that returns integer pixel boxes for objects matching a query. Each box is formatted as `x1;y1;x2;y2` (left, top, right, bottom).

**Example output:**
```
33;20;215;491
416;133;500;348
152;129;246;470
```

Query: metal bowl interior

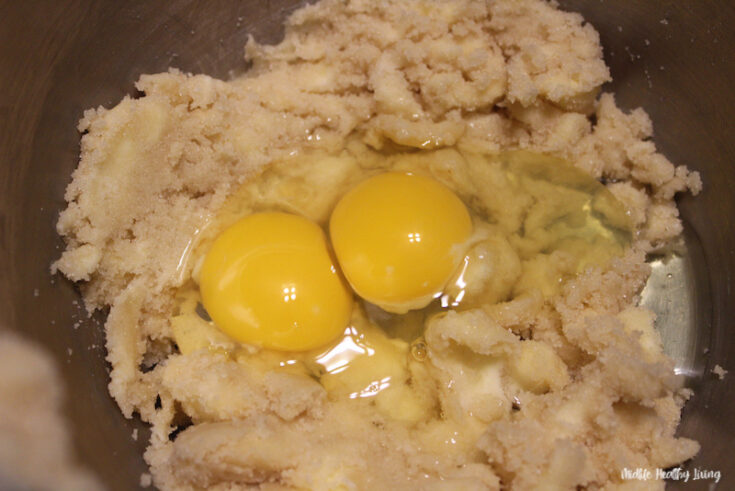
0;1;732;489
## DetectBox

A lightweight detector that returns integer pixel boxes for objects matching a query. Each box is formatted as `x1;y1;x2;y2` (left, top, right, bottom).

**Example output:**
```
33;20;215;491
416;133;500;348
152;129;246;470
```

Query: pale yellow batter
54;0;702;489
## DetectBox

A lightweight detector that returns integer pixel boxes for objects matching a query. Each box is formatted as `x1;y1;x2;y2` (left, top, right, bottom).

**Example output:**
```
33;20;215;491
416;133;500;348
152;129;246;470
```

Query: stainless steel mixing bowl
1;1;732;489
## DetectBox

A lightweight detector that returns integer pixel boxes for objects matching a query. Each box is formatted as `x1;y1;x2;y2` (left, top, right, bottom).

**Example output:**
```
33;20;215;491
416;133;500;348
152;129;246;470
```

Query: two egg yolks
199;173;472;351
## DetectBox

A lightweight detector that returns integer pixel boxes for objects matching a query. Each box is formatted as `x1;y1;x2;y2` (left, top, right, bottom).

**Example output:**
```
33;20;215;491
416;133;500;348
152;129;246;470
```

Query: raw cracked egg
175;149;633;426
329;172;473;314
199;212;352;351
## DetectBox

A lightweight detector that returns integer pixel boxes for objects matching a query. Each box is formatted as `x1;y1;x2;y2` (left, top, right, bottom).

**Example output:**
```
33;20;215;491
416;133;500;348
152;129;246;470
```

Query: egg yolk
199;212;352;351
329;172;473;313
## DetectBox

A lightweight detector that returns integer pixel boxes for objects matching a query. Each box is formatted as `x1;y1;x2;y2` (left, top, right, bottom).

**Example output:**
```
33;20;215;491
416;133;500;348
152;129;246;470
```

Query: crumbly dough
54;0;702;489
712;364;728;380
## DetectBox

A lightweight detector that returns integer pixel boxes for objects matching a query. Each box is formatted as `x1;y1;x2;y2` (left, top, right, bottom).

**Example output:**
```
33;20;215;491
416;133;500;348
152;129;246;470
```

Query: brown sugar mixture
55;0;702;489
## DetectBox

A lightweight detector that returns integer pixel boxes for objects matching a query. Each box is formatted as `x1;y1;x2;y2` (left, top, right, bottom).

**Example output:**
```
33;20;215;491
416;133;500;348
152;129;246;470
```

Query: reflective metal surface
641;254;702;378
640;224;712;383
0;1;733;489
